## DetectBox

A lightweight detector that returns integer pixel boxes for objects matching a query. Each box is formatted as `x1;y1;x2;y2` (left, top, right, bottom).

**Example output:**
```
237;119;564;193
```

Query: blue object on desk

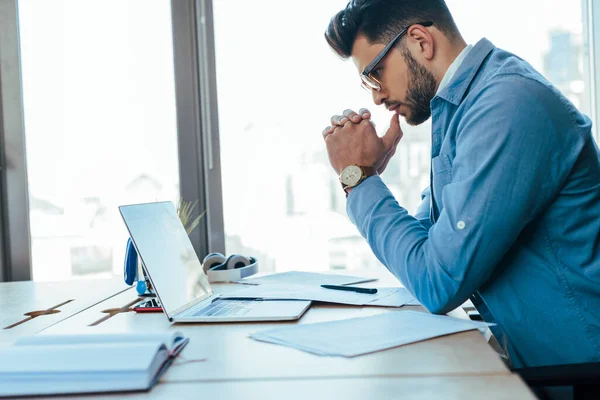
136;280;148;296
124;238;152;296
321;284;378;294
124;238;138;286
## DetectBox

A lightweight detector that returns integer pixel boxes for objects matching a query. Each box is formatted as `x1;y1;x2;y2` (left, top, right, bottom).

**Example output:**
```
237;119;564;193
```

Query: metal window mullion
195;0;225;255
0;0;32;282
171;0;225;259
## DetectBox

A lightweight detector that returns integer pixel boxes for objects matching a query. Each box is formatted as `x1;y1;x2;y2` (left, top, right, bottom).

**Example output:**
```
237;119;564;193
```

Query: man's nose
372;89;387;106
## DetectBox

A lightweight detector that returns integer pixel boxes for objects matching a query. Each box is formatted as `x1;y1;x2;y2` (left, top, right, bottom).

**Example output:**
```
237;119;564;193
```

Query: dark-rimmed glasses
360;21;433;92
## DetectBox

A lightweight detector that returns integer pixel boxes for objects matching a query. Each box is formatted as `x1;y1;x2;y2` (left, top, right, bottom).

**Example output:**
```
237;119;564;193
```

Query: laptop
119;201;311;323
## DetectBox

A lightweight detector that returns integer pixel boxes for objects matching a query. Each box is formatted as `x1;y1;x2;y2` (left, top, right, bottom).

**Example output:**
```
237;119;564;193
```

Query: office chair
512;362;600;400
466;308;600;400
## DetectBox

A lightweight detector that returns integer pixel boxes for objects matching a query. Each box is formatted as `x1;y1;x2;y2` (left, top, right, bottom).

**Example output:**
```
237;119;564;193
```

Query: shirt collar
435;38;496;105
436;44;473;95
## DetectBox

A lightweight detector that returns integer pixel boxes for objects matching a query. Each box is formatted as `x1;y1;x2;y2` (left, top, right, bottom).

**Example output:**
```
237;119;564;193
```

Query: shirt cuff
346;175;396;235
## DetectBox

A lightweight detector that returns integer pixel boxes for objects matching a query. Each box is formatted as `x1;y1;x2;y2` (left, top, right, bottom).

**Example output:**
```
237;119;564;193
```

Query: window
212;0;589;274
19;0;180;281
448;0;589;115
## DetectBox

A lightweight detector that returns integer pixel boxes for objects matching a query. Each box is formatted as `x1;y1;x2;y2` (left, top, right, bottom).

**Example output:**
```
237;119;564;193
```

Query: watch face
340;165;363;187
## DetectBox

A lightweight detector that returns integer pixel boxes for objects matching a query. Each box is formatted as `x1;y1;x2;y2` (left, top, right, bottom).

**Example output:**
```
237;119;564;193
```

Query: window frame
0;0;225;281
0;0;32;281
171;0;225;260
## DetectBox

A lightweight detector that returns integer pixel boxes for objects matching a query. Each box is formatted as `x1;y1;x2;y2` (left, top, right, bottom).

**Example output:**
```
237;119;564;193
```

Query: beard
401;49;437;126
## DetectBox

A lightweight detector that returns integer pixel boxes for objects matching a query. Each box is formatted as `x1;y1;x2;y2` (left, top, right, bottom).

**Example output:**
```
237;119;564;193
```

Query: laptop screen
119;202;213;316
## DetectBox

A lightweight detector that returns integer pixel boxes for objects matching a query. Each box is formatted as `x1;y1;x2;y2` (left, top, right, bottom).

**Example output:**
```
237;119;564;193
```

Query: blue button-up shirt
347;38;600;368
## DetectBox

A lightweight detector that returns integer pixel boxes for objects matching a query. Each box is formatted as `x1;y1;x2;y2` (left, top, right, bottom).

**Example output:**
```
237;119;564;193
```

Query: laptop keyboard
193;299;255;317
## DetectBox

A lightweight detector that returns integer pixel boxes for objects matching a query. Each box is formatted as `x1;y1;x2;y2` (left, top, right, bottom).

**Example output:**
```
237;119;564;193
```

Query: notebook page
0;342;163;374
16;331;185;352
0;346;170;397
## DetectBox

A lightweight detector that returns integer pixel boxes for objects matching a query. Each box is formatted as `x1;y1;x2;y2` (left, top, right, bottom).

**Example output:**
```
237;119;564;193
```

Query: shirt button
457;221;466;230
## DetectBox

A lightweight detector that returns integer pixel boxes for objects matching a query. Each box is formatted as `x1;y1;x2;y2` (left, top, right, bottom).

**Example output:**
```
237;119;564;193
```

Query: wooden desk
0;278;127;344
49;375;535;400
4;273;536;399
41;287;510;382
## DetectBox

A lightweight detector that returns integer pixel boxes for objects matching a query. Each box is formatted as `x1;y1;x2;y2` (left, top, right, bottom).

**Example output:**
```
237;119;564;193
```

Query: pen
320;284;378;294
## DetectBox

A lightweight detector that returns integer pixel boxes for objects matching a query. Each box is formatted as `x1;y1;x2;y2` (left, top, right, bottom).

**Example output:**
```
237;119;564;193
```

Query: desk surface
41;286;510;382
0;278;127;343
1;272;535;399
36;375;535;400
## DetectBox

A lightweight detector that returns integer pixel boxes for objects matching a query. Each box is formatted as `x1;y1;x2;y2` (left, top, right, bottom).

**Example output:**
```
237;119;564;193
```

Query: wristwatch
339;165;377;195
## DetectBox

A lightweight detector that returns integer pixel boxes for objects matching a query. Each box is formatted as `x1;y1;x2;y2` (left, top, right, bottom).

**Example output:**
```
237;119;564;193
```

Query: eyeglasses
360;21;433;92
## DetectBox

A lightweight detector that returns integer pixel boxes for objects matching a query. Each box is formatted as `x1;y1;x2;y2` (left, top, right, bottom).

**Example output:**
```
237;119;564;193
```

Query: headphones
124;238;153;296
125;239;259;291
202;252;259;282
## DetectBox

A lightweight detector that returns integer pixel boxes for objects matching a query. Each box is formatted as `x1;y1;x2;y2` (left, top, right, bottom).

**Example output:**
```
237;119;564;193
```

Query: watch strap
361;166;377;178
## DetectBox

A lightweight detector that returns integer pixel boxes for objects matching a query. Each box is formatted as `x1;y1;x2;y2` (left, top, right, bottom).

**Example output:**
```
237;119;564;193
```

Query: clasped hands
322;108;403;175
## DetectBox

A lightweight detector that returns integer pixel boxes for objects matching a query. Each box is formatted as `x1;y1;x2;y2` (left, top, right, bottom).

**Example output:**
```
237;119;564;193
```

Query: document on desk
223;284;416;307
250;310;493;357
235;271;377;286
367;289;421;307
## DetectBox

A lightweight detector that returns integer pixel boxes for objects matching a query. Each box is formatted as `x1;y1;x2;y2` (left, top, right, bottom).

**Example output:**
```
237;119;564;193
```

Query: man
322;0;600;370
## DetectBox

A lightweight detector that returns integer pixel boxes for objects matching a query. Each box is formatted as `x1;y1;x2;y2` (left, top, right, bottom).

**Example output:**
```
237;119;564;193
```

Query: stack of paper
231;271;421;307
224;283;419;307
236;271;377;286
250;310;492;357
367;289;421;307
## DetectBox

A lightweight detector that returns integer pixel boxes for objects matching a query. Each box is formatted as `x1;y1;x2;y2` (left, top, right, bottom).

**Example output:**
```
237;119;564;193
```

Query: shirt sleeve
414;186;432;230
347;75;589;314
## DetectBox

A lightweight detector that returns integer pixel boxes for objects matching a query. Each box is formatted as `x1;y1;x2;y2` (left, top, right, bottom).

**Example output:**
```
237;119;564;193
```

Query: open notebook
0;331;188;397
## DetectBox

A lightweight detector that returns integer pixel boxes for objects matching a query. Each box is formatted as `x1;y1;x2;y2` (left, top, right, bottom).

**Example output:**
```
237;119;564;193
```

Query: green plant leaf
176;198;206;236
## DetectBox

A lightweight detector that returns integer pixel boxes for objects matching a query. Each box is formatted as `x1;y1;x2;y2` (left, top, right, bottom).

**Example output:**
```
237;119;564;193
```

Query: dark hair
325;0;460;58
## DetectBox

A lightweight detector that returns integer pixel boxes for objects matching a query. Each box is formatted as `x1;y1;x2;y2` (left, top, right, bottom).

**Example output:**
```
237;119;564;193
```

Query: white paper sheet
363;288;419;307
235;271;377;286
223;284;414;307
404;298;422;306
250;310;493;357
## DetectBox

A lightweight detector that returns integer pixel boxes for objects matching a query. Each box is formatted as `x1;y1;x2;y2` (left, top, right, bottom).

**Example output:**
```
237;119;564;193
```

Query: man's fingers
322;125;335;140
377;115;403;174
358;108;371;119
331;115;351;126
331;108;372;127
330;114;346;126
343;109;362;124
378;152;393;174
378;139;401;173
381;113;403;151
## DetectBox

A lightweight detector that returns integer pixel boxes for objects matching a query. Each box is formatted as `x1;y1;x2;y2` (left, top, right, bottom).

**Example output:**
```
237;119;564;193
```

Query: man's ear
406;24;435;61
